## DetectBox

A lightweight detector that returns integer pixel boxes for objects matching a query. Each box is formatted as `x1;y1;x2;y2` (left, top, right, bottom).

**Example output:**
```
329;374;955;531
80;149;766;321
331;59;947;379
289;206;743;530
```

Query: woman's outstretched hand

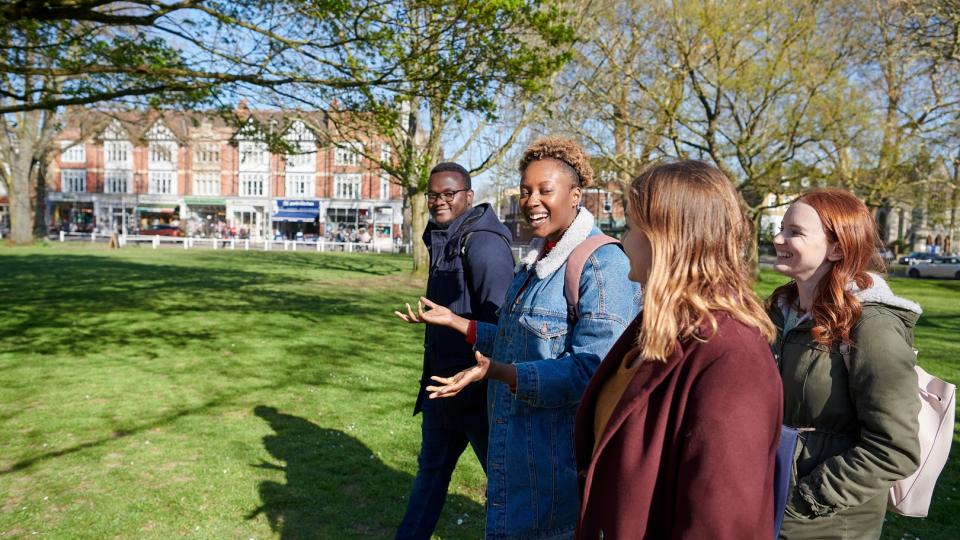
394;297;468;333
425;351;491;399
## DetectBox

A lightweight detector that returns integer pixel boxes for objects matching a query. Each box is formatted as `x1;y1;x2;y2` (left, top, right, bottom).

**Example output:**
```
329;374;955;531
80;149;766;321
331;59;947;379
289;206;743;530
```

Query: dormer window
60;141;86;163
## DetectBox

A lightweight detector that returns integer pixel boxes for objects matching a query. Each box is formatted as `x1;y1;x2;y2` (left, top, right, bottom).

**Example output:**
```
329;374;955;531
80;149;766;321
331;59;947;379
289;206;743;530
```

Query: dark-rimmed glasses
425;188;470;203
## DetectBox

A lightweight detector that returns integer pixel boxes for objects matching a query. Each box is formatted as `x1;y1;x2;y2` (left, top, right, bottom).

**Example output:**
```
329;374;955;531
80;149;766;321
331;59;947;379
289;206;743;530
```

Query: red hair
770;189;885;346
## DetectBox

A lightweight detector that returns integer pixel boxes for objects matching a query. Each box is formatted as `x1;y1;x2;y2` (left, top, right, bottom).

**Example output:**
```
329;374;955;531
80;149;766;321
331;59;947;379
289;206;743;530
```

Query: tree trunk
409;190;429;275
949;152;960;253
747;206;762;277
8;154;35;244
33;158;48;237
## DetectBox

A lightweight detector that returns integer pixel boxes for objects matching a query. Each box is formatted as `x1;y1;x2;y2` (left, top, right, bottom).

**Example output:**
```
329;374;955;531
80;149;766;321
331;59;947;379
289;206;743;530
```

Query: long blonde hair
629;160;775;361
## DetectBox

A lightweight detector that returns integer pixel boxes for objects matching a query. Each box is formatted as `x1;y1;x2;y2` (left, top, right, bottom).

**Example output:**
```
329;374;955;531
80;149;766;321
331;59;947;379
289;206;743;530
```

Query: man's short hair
429;162;471;189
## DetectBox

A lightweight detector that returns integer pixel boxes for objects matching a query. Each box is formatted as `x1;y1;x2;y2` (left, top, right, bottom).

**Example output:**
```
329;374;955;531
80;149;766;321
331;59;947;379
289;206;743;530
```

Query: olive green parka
770;273;921;540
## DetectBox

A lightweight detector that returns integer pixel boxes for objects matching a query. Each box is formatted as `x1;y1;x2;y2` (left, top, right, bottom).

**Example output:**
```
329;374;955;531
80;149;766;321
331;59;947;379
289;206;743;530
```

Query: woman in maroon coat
574;161;783;540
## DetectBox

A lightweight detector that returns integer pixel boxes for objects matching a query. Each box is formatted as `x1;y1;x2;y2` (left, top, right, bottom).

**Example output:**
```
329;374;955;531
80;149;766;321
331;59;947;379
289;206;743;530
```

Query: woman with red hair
770;189;921;539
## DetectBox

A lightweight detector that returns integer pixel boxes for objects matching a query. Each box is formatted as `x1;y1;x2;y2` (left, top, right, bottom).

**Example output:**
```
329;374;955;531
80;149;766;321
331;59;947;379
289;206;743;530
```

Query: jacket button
598;530;604;540
499;330;505;337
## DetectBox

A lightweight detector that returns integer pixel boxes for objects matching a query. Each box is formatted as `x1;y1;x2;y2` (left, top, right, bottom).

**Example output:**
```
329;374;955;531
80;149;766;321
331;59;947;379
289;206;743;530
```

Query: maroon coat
574;312;782;540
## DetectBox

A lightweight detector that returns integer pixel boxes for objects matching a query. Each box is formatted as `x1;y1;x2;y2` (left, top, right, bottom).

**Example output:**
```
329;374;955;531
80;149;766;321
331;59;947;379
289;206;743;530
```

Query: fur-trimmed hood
775;272;922;328
518;208;597;278
850;273;922;314
850;272;922;328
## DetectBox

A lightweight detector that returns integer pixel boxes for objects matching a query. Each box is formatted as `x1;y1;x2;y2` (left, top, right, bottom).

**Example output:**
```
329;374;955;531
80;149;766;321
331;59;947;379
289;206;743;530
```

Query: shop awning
135;203;177;214
273;209;319;222
185;197;226;206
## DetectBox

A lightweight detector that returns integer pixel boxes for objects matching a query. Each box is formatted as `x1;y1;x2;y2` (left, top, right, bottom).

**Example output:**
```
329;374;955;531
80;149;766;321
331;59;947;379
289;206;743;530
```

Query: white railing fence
54;231;412;254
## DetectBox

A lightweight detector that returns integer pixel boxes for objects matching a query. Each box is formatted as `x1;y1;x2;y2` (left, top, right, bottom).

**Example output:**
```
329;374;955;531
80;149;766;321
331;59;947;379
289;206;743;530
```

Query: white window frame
239;172;266;197
61;169;87;193
105;140;132;168
285;173;315;198
334;173;362;199
60;141;86;163
334;143;364;166
193;172;220;196
239;141;269;170
284;121;316;171
380;174;391;201
285;143;316;171
104;170;132;194
194;142;221;165
148;140;177;167
148;171;174;194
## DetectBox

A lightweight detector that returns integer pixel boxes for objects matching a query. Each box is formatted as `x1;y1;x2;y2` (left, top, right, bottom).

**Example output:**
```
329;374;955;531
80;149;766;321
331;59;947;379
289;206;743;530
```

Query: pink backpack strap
564;234;620;321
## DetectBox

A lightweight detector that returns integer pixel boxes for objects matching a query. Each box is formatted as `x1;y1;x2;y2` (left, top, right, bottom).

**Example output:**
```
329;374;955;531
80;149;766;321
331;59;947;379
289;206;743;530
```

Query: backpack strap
839;342;852;370
564;234;621;322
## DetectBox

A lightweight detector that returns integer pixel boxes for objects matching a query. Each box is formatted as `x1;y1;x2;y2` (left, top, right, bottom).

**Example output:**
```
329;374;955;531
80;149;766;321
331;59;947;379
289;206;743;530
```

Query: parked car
897;251;935;265
907;256;960;279
140;225;182;237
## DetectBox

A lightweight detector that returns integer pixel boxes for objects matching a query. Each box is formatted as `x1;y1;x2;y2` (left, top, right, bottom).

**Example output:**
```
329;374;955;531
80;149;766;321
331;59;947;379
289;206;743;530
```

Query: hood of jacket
848;272;922;328
518;207;597;279
422;203;511;261
773;272;922;329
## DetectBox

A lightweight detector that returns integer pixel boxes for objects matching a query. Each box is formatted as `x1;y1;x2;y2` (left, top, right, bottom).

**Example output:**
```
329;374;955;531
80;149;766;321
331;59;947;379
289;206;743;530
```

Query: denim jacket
474;209;641;540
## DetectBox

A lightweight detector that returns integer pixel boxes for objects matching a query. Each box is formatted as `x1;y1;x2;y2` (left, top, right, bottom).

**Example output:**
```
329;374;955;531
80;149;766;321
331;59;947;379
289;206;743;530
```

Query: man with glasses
396;162;514;540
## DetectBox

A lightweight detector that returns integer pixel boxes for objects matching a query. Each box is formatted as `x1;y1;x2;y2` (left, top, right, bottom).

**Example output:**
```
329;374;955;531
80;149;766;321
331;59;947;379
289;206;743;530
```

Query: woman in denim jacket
398;137;640;539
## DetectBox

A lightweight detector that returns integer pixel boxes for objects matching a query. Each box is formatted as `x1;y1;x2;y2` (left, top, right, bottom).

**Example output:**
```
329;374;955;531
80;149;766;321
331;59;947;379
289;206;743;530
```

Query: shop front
273;199;320;240
372;205;396;247
96;196;138;235
325;201;403;246
184;197;227;237
135;202;180;233
325;205;368;241
48;192;95;233
228;203;267;240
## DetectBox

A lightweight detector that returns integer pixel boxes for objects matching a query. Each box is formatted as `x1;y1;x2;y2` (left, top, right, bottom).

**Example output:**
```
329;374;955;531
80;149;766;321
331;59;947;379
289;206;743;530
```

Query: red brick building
48;108;402;242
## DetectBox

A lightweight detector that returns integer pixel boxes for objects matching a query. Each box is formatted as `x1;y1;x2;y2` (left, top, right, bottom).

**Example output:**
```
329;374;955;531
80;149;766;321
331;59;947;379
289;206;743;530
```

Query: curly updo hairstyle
519;136;594;188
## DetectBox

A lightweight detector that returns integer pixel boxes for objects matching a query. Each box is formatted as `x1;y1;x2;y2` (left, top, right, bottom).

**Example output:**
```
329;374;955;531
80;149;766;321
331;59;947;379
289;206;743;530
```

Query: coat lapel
591;344;684;462
577;314;687;518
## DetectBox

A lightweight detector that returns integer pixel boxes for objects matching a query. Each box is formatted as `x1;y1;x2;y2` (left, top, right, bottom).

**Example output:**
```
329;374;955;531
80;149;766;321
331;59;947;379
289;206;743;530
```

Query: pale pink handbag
888;365;955;516
841;344;955;517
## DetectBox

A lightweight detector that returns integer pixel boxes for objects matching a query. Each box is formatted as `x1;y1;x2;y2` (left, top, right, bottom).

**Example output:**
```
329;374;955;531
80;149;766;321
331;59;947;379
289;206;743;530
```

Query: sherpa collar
518;208;596;279
850;272;923;314
775;272;923;315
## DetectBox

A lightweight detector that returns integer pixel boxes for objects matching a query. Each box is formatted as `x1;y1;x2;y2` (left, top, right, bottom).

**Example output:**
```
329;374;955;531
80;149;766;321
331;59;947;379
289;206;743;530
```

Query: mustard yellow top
593;346;643;455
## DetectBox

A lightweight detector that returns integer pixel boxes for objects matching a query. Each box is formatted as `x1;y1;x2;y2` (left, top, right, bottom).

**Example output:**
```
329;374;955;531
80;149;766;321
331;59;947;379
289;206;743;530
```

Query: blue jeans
395;398;488;540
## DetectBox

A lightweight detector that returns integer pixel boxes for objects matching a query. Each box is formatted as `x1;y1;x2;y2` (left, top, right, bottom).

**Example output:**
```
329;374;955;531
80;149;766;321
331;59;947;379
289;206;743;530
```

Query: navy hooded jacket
416;203;514;416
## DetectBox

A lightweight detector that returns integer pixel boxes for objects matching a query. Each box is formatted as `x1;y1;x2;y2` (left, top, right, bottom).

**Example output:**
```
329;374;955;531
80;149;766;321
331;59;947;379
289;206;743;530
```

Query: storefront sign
277;199;320;210
185;197;226;206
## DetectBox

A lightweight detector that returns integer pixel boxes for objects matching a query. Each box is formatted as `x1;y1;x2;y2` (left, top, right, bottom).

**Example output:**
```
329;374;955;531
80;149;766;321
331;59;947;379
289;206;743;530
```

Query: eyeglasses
425;188;469;203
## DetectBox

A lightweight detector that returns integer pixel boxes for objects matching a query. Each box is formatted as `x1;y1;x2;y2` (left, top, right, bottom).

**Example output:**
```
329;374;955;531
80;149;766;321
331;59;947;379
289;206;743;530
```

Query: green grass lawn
0;245;957;539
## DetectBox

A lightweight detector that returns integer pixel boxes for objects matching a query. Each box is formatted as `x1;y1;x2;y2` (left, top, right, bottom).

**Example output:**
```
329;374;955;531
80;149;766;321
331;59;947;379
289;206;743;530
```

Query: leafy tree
547;0;684;198
312;1;574;272
1;0;572;247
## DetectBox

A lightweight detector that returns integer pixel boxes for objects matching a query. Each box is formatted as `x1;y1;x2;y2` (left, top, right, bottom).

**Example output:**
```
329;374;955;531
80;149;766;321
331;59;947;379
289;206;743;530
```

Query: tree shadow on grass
0;253;420;356
248;406;484;539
